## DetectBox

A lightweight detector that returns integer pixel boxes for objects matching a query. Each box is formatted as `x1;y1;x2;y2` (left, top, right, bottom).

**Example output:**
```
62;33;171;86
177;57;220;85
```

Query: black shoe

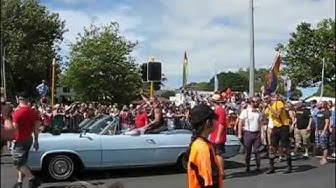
283;166;292;174
13;182;22;188
28;178;42;188
266;158;275;174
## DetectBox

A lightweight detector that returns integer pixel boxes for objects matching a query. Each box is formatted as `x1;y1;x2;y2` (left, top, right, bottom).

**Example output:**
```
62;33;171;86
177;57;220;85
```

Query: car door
151;132;192;164
74;133;103;168
101;134;156;167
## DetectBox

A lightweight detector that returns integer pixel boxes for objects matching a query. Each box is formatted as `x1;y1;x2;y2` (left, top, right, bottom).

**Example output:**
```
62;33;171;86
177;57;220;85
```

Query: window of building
63;87;70;93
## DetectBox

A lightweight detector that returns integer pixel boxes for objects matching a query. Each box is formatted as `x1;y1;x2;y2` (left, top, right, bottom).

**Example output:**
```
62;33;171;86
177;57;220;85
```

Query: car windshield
87;116;115;134
80;115;106;130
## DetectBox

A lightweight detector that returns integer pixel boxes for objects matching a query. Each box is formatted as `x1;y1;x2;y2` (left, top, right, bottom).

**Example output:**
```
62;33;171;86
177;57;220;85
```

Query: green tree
237;68;269;92
191;82;212;91
61;22;142;104
160;90;175;99
278;18;335;88
209;71;249;92
1;0;66;99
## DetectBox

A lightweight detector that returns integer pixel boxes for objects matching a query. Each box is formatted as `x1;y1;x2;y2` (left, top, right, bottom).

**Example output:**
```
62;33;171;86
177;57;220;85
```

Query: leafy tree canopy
278;18;335;88
1;0;66;100
61;22;142;104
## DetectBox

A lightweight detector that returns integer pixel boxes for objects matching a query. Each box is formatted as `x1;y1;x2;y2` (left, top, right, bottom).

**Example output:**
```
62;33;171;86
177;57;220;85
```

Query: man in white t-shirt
238;96;262;172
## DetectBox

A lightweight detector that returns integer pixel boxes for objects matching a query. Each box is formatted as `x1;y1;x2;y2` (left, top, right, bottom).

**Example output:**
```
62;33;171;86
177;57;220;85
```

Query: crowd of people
1;86;335;188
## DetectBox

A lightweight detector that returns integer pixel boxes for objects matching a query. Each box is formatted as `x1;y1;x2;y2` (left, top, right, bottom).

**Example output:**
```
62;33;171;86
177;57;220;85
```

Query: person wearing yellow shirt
263;94;292;174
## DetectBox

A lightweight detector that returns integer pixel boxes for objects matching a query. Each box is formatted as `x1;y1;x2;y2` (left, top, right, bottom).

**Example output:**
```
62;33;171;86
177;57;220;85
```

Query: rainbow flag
183;51;188;88
266;52;281;94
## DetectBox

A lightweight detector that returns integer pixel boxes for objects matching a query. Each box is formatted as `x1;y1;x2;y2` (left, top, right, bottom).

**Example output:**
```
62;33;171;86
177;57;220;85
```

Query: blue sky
42;0;334;95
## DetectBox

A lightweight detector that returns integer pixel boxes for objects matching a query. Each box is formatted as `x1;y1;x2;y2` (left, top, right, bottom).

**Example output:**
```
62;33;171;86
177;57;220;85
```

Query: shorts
330;128;336;146
294;128;310;146
213;143;225;155
271;126;290;149
315;131;329;150
12;139;33;167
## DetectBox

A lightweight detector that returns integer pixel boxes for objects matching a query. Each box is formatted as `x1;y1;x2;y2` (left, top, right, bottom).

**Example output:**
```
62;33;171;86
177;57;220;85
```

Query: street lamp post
249;0;255;97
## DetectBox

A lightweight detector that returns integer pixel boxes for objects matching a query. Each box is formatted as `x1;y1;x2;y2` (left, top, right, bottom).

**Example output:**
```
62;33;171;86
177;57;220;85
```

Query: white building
56;87;76;99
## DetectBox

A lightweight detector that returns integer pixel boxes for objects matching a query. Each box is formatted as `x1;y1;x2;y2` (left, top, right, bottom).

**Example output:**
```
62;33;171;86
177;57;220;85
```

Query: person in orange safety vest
186;103;223;188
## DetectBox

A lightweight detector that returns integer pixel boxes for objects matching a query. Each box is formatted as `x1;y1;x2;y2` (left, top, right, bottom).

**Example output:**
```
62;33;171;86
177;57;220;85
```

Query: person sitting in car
142;97;166;134
124;105;148;136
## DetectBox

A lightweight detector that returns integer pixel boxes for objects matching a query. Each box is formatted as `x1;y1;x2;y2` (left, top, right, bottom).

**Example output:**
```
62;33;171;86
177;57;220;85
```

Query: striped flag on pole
265;52;281;94
183;51;188;88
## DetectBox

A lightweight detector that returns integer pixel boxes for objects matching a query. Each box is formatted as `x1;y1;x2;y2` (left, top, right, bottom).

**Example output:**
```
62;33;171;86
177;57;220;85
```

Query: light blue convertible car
27;116;241;181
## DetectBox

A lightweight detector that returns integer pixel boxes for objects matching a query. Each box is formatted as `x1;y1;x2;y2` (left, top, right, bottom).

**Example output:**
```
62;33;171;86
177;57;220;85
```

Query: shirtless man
142;96;166;134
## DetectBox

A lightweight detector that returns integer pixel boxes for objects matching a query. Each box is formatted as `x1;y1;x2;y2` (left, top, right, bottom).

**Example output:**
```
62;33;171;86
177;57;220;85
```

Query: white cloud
52;6;144;57
48;0;335;88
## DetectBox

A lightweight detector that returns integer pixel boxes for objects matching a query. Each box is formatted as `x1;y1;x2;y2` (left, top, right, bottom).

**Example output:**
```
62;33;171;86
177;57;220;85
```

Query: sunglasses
252;101;259;103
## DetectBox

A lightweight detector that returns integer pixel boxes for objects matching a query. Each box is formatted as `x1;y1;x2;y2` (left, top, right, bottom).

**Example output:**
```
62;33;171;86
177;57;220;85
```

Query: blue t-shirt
332;109;336;128
311;107;319;127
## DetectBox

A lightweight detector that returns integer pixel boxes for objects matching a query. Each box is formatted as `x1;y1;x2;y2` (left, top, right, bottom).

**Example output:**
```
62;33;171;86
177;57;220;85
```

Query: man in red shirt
135;105;148;129
209;94;227;178
125;105;148;136
12;92;41;188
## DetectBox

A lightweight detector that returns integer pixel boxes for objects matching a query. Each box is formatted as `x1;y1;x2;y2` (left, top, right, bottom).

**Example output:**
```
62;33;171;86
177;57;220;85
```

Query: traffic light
147;62;162;81
153;82;161;91
140;63;147;82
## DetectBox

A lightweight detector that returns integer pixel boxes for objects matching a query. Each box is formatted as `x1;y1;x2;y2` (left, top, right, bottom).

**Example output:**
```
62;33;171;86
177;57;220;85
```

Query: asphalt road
1;151;335;188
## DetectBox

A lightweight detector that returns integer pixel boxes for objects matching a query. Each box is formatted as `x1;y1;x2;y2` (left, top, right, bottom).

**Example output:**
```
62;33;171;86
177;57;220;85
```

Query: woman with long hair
186;103;223;188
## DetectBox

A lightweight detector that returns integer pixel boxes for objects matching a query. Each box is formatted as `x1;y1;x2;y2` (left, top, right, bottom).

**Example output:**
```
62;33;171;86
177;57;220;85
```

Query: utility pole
0;18;6;100
249;0;255;97
51;58;56;106
1;47;6;100
320;58;325;98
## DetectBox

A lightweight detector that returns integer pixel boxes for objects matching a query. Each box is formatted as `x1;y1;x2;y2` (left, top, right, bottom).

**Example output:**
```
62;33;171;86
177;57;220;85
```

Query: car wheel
47;155;74;181
177;153;188;171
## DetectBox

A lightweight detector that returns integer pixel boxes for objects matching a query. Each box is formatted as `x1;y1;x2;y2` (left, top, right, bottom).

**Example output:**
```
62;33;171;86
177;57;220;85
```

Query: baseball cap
189;103;218;126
